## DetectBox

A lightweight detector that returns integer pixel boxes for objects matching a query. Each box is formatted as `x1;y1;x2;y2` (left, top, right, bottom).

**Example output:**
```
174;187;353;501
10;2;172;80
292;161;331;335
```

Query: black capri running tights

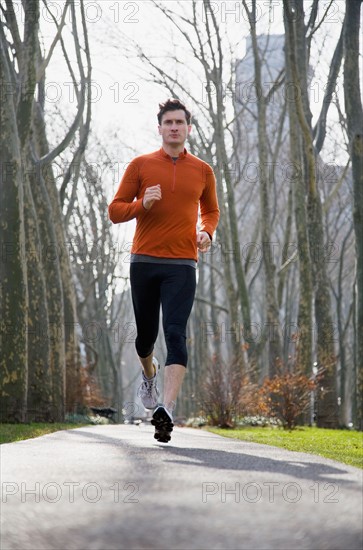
130;262;196;367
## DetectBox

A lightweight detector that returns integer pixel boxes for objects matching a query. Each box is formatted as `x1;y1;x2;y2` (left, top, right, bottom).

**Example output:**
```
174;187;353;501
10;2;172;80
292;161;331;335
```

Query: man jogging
108;99;220;442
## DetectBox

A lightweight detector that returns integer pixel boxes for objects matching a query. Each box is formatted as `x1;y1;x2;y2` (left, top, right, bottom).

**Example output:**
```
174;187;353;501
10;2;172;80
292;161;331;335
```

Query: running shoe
151;405;174;443
137;357;160;409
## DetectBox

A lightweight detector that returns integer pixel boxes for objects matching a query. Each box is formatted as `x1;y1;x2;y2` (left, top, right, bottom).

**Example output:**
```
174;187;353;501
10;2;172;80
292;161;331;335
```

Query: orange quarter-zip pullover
108;148;220;261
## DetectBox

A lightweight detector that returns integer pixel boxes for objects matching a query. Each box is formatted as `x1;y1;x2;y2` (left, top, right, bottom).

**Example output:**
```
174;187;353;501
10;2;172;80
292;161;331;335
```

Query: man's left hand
197;231;211;252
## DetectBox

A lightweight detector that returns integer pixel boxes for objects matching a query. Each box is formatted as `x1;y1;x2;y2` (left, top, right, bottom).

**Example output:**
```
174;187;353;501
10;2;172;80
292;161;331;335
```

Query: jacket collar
159;147;187;160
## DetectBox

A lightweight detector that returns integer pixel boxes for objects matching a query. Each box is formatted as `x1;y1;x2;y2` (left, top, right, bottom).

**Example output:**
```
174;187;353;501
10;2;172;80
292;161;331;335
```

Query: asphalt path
1;424;362;550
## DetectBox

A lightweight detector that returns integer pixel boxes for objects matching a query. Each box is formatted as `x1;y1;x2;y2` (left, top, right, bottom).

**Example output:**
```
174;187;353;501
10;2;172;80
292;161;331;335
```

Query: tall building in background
234;34;287;157
232;33;289;261
236;33;285;94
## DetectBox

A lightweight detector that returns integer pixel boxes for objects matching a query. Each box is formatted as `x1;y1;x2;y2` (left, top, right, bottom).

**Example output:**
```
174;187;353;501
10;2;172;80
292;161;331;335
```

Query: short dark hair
157;99;191;125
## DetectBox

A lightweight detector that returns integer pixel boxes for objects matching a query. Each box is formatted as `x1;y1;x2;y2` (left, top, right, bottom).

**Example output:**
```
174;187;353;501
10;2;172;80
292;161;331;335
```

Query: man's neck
162;143;185;157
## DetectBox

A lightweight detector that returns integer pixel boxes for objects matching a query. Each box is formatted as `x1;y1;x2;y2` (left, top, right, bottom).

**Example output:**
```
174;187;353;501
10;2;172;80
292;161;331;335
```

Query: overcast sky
29;0;355;286
40;1;349;172
86;0;347;156
33;0;357;240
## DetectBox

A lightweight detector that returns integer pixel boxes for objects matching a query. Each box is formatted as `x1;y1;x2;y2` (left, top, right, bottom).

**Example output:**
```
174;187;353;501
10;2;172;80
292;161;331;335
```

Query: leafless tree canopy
0;0;361;429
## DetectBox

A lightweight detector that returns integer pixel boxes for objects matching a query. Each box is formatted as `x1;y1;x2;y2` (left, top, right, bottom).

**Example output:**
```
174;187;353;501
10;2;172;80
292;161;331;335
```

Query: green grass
0;423;88;445
207;426;363;469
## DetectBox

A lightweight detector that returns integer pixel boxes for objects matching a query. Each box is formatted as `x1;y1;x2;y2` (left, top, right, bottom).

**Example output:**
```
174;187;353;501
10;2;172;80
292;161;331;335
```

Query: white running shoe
137;357;160;409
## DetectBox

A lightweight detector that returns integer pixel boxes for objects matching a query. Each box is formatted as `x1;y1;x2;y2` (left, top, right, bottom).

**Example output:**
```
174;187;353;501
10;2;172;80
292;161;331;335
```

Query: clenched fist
143;185;162;210
197;231;211;252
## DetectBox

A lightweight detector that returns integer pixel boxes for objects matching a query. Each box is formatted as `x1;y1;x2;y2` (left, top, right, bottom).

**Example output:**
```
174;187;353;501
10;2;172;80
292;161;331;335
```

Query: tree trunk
343;0;363;430
0;0;93;421
213;163;245;368
0;23;28;422
284;28;313;375
283;0;338;427
24;169;52;422
247;0;283;373
33;102;78;419
27;162;66;421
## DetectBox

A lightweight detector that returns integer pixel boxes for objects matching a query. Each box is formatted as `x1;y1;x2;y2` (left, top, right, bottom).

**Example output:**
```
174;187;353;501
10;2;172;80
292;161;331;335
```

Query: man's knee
164;324;188;366
135;337;153;359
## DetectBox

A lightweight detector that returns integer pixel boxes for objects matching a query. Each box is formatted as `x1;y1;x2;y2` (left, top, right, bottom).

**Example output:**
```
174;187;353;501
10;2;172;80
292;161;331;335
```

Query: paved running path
1;424;362;550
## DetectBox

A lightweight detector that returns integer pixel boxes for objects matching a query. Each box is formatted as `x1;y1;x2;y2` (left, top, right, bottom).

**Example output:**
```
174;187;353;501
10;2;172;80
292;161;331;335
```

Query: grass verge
206;426;363;469
0;423;88;445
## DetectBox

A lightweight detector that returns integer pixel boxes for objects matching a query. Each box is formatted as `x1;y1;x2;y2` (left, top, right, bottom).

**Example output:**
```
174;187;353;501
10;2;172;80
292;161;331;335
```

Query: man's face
158;109;192;147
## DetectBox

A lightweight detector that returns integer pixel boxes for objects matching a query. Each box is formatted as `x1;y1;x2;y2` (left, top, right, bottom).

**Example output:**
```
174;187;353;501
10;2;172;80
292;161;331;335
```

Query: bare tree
68;156;124;410
0;5;30;421
242;0;284;373
98;0;356;427
283;0;340;427
0;0;92;421
343;0;363;429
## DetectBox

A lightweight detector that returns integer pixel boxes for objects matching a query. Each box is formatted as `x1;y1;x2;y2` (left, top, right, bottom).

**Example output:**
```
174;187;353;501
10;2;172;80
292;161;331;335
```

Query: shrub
256;360;318;429
200;356;247;428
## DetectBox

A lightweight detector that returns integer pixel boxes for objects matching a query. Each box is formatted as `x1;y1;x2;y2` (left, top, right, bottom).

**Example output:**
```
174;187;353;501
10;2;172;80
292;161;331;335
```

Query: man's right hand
143;184;162;210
